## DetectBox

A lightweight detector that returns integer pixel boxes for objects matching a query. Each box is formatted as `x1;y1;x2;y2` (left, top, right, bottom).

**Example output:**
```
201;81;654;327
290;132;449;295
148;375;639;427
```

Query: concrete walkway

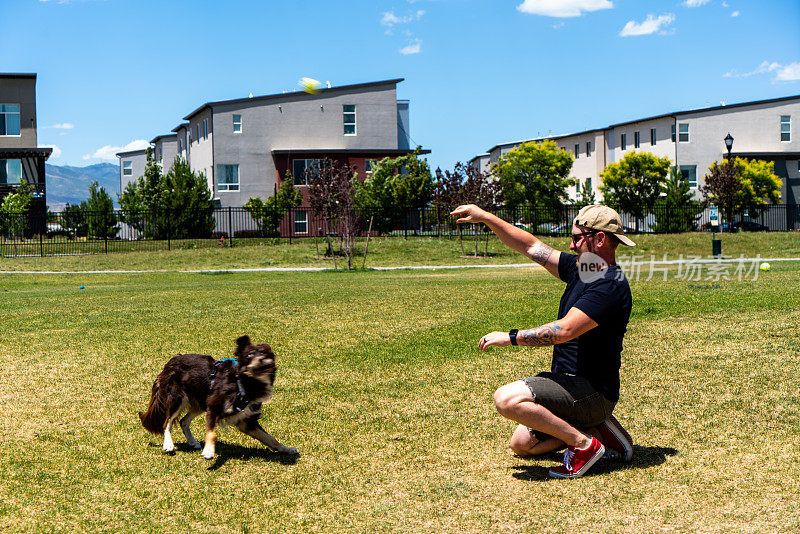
0;257;795;275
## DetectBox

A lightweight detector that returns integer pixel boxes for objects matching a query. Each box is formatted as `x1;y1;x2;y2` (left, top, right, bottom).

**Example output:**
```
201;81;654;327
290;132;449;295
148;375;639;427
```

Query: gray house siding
209;83;401;207
0;75;37;149
118;149;147;191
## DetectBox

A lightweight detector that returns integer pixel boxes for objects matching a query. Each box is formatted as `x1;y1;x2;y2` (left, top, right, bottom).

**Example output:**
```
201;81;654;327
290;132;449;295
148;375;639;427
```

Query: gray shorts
523;372;616;440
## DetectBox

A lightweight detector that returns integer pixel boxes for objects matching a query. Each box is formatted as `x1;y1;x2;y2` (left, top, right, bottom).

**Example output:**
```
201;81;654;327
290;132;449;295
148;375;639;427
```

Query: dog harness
210;358;251;413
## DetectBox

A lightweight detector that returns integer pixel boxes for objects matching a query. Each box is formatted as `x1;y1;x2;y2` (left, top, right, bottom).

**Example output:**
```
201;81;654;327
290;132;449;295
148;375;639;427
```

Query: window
292;159;320;185
365;159;377;174
650;128;657;146
233;114;242;133
574;144;579;158
294;211;308;234
203;119;209;139
679;165;697;188
343;105;356;135
178;138;182;152
671;124;676;142
634;131;640;149
0;159;22;184
122;161;132;176
678;123;689;143
194;125;199;143
0;104;21;136
586;177;592;191
575;180;580;194
780;115;790;142
217;164;239;191
156;146;162;163
621;134;627;151
586;141;591;157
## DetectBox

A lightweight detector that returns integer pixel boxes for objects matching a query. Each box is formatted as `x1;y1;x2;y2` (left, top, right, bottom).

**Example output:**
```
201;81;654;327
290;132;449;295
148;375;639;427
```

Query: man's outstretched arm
451;204;561;277
477;307;598;351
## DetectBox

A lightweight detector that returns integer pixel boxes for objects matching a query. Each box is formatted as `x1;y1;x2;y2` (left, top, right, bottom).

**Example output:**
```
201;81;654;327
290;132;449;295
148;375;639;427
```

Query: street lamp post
713;133;734;257
724;132;734;159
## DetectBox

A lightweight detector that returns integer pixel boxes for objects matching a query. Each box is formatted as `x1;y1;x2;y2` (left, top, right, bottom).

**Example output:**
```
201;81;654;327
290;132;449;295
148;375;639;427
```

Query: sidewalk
0;257;796;275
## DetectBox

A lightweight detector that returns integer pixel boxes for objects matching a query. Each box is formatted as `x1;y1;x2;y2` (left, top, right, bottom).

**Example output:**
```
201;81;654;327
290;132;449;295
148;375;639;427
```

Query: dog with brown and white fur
139;335;298;459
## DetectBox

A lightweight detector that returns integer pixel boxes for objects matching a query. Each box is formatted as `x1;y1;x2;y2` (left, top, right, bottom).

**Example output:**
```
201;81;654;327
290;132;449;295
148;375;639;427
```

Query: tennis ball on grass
760;262;771;272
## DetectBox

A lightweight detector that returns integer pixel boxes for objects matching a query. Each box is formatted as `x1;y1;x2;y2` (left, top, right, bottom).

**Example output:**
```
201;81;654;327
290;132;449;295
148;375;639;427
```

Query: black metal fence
1;204;798;257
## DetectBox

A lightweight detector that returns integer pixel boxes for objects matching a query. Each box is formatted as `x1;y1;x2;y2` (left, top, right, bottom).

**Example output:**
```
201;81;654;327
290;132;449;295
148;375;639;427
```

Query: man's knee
493;381;531;417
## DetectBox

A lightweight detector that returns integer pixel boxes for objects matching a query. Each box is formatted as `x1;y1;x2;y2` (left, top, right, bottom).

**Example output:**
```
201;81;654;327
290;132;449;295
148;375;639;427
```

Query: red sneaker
548;436;605;479
596;415;634;462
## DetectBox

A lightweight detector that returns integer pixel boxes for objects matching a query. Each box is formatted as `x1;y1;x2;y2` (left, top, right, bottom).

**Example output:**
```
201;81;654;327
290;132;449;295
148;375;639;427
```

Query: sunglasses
571;230;599;244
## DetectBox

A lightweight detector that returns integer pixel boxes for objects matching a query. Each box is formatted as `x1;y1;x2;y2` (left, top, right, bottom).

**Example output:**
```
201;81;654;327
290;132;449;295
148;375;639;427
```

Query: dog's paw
201;449;215;460
163;444;175;453
187;441;202;450
278;446;300;456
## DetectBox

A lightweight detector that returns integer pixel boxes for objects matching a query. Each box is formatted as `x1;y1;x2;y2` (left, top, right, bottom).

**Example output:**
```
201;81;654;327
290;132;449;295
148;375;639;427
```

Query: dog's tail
139;379;169;435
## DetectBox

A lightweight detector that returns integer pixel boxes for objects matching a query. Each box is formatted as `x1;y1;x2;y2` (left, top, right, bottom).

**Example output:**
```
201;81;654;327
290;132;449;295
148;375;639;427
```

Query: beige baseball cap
573;205;636;247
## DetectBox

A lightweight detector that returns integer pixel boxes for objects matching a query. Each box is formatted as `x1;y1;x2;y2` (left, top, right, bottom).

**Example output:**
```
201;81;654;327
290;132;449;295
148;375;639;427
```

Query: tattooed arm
451;204;562;278
477;307;598;351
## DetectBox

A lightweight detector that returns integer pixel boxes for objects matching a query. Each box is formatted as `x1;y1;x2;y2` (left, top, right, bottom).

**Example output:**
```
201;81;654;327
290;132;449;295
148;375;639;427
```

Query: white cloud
775;62;800;81
619;13;675;36
731;10;740;16
683;0;709;7
42;144;62;158
552;22;566;29
47;122;74;130
721;1;729;6
399;39;422;55
83;139;148;161
516;0;613;17
381;9;425;27
724;60;800;81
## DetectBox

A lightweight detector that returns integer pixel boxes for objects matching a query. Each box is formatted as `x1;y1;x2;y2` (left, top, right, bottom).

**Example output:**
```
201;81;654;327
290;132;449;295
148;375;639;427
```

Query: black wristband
509;329;519;345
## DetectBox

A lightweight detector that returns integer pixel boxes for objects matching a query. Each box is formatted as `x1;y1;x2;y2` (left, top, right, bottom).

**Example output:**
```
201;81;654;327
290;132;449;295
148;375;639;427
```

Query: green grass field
1;231;798;272
0;237;798;532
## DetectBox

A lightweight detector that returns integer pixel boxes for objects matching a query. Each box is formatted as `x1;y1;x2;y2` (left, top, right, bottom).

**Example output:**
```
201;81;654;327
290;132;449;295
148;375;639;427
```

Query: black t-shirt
552;252;632;402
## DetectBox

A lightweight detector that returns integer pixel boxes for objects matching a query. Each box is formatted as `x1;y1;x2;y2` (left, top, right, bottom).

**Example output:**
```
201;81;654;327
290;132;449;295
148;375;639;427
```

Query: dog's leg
180;411;202;450
201;411;218;460
236;418;299;455
163;411;182;453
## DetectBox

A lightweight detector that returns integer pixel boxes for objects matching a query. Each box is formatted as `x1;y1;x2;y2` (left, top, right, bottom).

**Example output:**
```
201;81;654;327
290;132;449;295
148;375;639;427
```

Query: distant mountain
45;163;120;210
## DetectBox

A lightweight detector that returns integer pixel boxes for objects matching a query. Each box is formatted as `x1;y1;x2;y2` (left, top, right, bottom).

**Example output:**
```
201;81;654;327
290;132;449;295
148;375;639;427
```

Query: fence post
289;208;293;245
228;206;233;247
167;209;171;251
39;211;44;257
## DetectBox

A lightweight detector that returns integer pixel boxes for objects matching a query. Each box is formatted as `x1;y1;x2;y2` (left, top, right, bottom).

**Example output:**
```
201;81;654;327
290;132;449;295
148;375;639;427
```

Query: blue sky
2;0;799;173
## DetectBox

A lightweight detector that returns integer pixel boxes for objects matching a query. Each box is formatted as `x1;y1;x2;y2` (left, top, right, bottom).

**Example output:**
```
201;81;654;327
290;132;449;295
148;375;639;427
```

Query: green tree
62;203;88;238
244;176;303;237
83;180;119;239
576;178;596;207
119;151;215;239
700;157;781;230
599;151;671;232
652;167;703;233
0;184;34;237
491;140;575;210
359;147;434;233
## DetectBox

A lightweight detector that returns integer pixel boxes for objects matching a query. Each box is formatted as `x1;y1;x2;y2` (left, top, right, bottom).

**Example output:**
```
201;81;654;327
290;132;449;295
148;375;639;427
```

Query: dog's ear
235;335;252;357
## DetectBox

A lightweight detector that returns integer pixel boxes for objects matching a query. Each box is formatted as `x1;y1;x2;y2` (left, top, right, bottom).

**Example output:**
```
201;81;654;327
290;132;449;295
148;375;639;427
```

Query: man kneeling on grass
451;204;635;479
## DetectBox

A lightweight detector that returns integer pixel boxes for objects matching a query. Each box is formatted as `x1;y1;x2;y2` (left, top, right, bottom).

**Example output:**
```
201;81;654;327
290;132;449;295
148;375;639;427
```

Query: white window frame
122;161;132;176
365;159;376;174
294;210;308;234
203;118;209;140
780;115;790;142
586;141;591;157
233;114;242;133
343;104;356;136
678;123;690;143
216;164;240;192
0;104;21;137
679;165;697;189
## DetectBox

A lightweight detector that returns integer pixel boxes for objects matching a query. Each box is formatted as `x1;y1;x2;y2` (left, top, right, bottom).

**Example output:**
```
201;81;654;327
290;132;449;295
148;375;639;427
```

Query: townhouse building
118;79;423;217
471;95;800;208
0;73;52;213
